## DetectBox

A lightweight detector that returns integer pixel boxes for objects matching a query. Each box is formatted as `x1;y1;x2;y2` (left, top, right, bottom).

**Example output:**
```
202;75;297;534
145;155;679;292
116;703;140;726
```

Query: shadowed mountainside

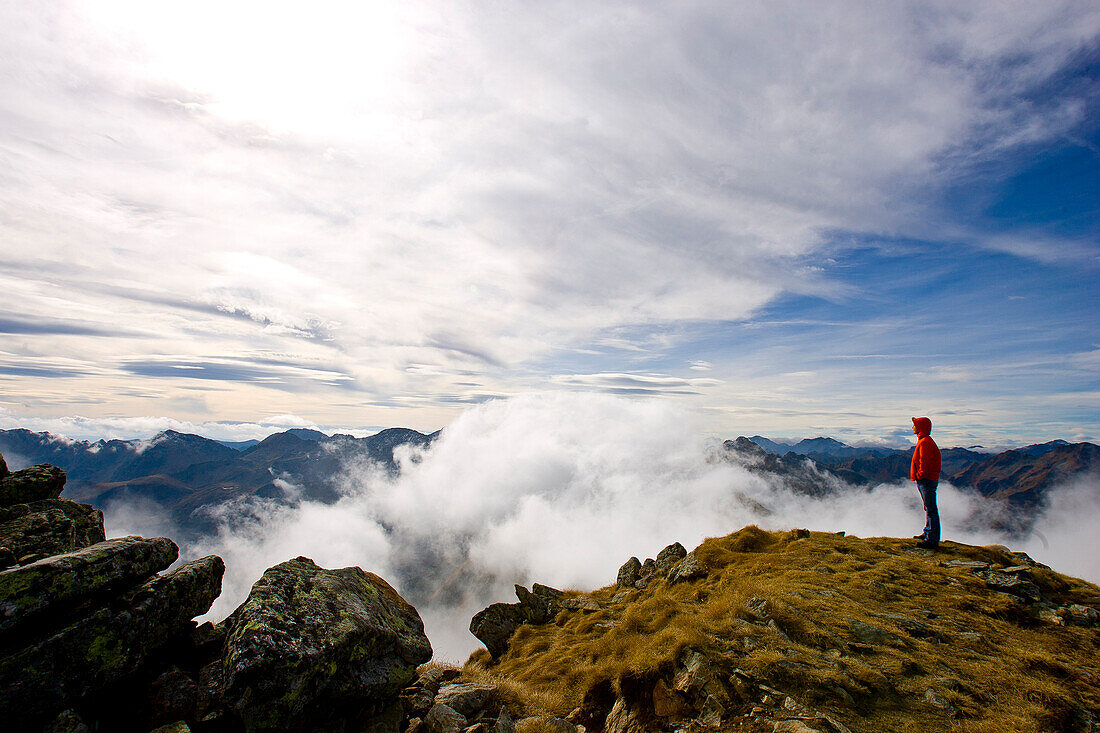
0;427;437;540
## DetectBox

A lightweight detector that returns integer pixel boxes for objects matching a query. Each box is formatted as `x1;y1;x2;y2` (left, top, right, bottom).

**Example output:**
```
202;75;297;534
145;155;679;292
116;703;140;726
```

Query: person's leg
917;479;940;544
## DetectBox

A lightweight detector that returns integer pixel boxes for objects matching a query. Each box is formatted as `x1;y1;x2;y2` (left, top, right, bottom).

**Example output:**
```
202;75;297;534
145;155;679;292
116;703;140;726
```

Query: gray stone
698;694;724;728
0;499;104;560
667;551;706;584
655;542;687;572
0;555;223;731
45;709;90;733
0;535;178;639
603;696;646;733
616;557;641;588
0;464;66;506
402;685;436;718
846;618;902;645
220;557;432;731
943;560;989;570
515;583;562;623
435;683;499;719
150;667;199;725
871;612;936;638
745;596;769;620
419;666;462;692
470;602;526;659
424;703;467;733
149;723;191;733
923;688;957;716
980;570;1042;602
560;595;601;612
773;722;821;733
494;705;516;733
1065;604;1100;627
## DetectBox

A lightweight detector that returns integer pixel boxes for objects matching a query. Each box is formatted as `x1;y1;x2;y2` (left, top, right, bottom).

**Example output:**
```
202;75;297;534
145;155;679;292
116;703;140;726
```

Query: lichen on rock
219;556;432;731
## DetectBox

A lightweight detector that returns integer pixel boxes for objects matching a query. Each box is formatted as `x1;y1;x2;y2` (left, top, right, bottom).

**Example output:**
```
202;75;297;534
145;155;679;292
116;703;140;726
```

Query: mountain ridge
0;427;438;540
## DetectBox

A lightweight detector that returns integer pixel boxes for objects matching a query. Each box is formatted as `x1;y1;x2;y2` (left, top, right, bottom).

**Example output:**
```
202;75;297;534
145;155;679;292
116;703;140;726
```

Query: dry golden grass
458;526;1100;732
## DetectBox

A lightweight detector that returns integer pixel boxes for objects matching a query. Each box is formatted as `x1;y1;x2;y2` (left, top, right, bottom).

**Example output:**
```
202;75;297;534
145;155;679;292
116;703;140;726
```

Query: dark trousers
916;479;940;543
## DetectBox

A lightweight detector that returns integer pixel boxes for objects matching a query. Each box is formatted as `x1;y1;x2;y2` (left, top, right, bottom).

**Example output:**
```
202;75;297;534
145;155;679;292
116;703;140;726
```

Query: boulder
470;602;527;659
220;556;432;731
616;557;641;589
471;584;565;658
655;542;687;573
0;498;105;560
435;682;500;719
0;554;223;730
846;618;903;646
149;666;200;726
0;535;177;639
45;709;90;733
604;696;646;733
424;703;467;733
515;583;563;624
0;464;66;506
667;551;706;584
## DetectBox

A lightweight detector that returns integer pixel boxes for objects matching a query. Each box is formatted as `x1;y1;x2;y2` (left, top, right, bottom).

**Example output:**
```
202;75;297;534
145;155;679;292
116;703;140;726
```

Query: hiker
910;416;942;548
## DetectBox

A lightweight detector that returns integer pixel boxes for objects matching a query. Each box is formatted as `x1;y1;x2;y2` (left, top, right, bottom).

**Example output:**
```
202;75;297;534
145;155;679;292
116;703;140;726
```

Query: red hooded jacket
910;417;941;481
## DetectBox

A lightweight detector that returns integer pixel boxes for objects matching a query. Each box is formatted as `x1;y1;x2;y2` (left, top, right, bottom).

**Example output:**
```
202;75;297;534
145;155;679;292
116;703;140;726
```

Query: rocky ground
0;455;434;732
463;528;1100;733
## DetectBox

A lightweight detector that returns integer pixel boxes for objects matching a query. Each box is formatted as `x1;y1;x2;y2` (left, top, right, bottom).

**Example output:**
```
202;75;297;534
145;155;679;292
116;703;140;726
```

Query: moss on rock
220;556;432;732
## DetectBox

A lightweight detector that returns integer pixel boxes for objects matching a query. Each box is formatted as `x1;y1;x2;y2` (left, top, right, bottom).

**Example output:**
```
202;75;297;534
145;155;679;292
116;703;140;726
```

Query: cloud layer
103;393;1100;661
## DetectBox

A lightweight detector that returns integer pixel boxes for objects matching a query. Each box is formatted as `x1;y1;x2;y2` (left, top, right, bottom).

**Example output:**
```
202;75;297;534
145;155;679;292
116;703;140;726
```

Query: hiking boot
915;539;939;550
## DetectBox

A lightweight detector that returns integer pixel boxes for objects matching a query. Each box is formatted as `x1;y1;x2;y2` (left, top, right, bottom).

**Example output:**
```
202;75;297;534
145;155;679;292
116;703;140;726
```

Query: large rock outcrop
0;455;226;731
218;556;432;731
0;551;223;730
0;463;67;506
0;535;178;638
0;459;102;569
0;498;105;567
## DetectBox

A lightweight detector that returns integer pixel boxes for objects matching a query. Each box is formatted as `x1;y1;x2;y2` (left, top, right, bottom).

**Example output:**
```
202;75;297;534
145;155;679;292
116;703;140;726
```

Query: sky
1;1;1098;447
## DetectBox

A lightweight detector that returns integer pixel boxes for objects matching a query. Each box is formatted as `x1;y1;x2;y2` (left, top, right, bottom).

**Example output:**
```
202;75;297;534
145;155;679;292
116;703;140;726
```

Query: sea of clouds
104;393;1100;662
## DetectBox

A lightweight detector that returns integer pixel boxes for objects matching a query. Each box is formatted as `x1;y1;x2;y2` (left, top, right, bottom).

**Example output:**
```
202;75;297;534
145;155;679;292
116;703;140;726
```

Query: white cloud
1;1;1097;433
132;393;1095;662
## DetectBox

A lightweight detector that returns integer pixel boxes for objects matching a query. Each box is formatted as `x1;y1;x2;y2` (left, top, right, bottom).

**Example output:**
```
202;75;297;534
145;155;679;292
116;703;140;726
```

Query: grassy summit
459;526;1100;732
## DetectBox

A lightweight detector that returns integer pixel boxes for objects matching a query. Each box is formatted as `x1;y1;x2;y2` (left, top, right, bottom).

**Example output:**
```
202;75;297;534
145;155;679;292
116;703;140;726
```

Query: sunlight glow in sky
1;1;1097;446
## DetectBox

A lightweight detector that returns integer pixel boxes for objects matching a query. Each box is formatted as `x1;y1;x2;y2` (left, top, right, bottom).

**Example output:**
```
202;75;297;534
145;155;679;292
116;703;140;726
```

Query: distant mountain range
730;436;1098;533
0;427;437;540
1;427;1095;542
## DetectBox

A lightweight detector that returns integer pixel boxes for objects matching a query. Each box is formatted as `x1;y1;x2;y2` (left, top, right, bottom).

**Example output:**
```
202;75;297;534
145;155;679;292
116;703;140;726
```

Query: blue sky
0;1;1097;446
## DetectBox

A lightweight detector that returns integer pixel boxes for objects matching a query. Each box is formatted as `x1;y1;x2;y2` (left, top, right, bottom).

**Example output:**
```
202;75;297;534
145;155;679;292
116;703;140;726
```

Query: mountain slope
0;427;438;539
464;527;1100;732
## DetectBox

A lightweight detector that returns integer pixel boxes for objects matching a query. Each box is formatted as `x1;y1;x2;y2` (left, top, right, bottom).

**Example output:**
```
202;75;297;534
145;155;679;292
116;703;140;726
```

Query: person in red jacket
910;416;942;548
